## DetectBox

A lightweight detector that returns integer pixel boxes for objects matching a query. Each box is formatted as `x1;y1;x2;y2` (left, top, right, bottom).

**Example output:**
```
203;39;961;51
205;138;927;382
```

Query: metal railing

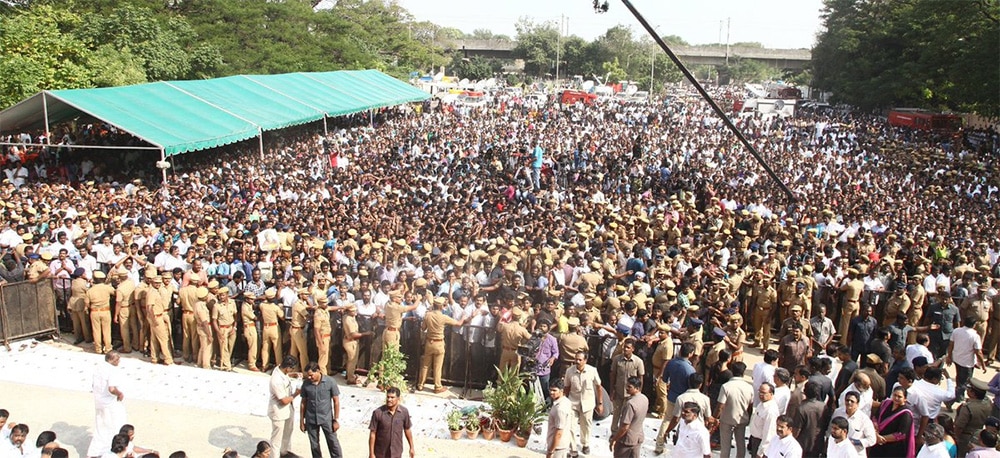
0;280;58;348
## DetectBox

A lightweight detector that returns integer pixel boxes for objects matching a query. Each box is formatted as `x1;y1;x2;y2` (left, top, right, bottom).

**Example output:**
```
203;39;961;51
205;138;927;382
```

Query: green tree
724;56;781;84
0;4;93;107
513;18;560;77
812;0;999;116
602;58;628;83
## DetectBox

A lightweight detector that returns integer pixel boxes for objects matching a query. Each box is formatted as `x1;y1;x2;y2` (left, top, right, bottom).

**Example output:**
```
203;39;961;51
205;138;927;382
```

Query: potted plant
447;408;463;440
480;414;496;441
369;345;408;392
482;365;523;442
465;415;481;439
511;388;546;448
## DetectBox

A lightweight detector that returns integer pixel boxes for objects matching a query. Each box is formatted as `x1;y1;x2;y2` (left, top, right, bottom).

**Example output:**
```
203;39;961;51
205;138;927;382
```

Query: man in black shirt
369;387;414;458
300;362;342;458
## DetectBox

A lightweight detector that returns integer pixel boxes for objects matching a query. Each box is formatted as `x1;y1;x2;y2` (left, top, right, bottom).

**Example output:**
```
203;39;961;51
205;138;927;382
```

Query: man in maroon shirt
369;387;414;458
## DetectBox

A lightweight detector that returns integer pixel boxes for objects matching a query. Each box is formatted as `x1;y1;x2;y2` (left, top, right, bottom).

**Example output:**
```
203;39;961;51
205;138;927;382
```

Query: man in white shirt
907;333;935;366
87;351;127;457
268;357;301;457
675;402;711;458
752;350;778;407
916;423;951;458
830;391;877;458
749;382;780;457
2;424;28;458
826;417;860;458
773;368;792;414
909;366;954;423
837;372;875;416
949;315;987;406
764;415;803;458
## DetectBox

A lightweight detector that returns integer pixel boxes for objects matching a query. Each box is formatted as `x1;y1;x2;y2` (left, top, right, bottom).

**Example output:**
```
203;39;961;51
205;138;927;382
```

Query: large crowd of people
1;84;999;458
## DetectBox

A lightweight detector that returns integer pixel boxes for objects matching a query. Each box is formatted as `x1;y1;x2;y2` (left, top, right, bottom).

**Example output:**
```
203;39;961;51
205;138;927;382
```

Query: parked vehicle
887;109;962;132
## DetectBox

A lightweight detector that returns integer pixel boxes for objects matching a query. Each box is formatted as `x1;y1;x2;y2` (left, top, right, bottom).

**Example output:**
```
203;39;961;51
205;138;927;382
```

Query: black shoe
582;446;590;455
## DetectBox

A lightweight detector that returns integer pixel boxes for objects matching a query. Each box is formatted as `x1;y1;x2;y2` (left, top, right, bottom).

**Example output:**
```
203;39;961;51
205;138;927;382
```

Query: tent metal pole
323;116;328;137
258;129;264;160
160;148;168;186
369;110;373;128
42;92;51;140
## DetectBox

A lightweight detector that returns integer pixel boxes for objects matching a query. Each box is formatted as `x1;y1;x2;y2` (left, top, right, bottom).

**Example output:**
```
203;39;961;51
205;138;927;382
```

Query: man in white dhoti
87;351;127;458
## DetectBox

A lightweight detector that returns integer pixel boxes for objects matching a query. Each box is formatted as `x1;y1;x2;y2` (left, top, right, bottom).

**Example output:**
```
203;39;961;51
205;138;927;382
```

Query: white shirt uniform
86;361;127;457
826;437;860;458
915;441;951;458
675;419;711;458
764;433;803;458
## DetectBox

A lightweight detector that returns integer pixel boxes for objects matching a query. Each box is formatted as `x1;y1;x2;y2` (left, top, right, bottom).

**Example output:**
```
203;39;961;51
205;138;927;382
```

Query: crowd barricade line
0;280;59;347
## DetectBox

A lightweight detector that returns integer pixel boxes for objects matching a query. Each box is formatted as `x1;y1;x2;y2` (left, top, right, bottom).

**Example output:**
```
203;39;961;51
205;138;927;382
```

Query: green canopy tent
0;69;429;182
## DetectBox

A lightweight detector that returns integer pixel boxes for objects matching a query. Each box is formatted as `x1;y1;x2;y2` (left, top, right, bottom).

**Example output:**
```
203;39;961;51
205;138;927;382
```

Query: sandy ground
2;331;996;458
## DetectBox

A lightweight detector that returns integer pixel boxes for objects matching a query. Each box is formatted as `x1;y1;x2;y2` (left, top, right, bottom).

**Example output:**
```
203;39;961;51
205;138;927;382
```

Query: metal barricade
0;280;58;347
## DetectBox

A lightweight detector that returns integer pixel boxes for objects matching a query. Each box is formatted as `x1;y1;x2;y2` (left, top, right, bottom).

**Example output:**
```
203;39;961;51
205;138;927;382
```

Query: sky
394;0;826;49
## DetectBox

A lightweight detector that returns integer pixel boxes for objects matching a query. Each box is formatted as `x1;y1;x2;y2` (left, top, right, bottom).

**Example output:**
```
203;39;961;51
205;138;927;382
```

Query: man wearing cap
499;307;533;373
212;288;236;370
68;266;92;345
260;290;284;371
194;287;213;369
177;276;202;363
382;288;417;351
556;317;588;379
114;268;138;353
838;268;864;345
649;324;673;418
145;273;176;365
241;292;260;372
750;271;776;350
342;303;372;385
289;288;312;371
961;288;992;343
86;271;116;354
314;296;333;376
777;304;812;343
416;296;470;393
956;379;993;456
133;268;155;356
883;283;912;327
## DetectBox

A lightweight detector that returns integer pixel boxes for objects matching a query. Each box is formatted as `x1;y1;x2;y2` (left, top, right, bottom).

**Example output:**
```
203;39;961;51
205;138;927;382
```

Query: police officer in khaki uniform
777;304;813;342
133;268;155;356
649;324;673;418
341;303;372;385
751;270;776;350
194;287;213;369
883;284;912;327
417;296;470;393
313;296;332;375
382;289;417;350
259;289;284;371
85;271;116;354
289;287;311;371
499;307;533;373
241;292;260;371
960;289;991;342
177;275;202;362
609;339;644;431
69;268;92;344
114;267;137;353
157;271;177;354
213;288;237;371
839;268;864;345
146;273;175;365
557;317;589;379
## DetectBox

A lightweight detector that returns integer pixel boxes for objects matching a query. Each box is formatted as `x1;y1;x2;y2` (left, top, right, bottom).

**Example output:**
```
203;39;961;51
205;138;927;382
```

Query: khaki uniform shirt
385;301;405;329
213;299;237;327
313;307;331;337
343;315;359;343
241;302;256;327
69;277;89;312
559;332;589;365
26;260;48;280
500;321;531;351
610;354;644;400
960;295;992;323
841;279;864;304
85;283;115;311
422;310;459;340
260;302;282;326
565;364;601;412
195;300;211;327
178;285;199;312
116;279;136;309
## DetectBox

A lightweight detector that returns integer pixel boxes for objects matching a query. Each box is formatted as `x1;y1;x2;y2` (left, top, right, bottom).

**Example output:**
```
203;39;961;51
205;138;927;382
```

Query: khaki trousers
290;328;308;371
382;328;400;350
344;340;359;383
499;349;521;373
119;307;138;353
90;310;112;353
218;327;235;370
72;308;92;342
418;339;446;389
316;333;331;375
261;327;281;369
569;407;594;452
653;377;668;417
197;328;213;369
150;316;173;364
839;302;859;345
752;307;771;350
245;327;259;370
181;313;198;361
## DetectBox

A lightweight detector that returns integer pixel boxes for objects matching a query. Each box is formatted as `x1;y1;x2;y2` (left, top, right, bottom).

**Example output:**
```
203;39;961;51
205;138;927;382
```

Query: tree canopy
812;0;999;117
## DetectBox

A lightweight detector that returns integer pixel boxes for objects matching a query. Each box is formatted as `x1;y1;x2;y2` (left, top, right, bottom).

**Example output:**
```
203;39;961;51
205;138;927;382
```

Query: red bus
888;109;963;132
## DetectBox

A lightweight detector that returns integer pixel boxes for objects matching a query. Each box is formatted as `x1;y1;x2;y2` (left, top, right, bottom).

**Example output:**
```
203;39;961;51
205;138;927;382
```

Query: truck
560;90;597;106
887;109;963;132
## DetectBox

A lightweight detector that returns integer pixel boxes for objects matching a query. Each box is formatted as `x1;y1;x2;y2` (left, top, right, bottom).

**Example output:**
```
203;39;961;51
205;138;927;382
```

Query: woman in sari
870;386;916;458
